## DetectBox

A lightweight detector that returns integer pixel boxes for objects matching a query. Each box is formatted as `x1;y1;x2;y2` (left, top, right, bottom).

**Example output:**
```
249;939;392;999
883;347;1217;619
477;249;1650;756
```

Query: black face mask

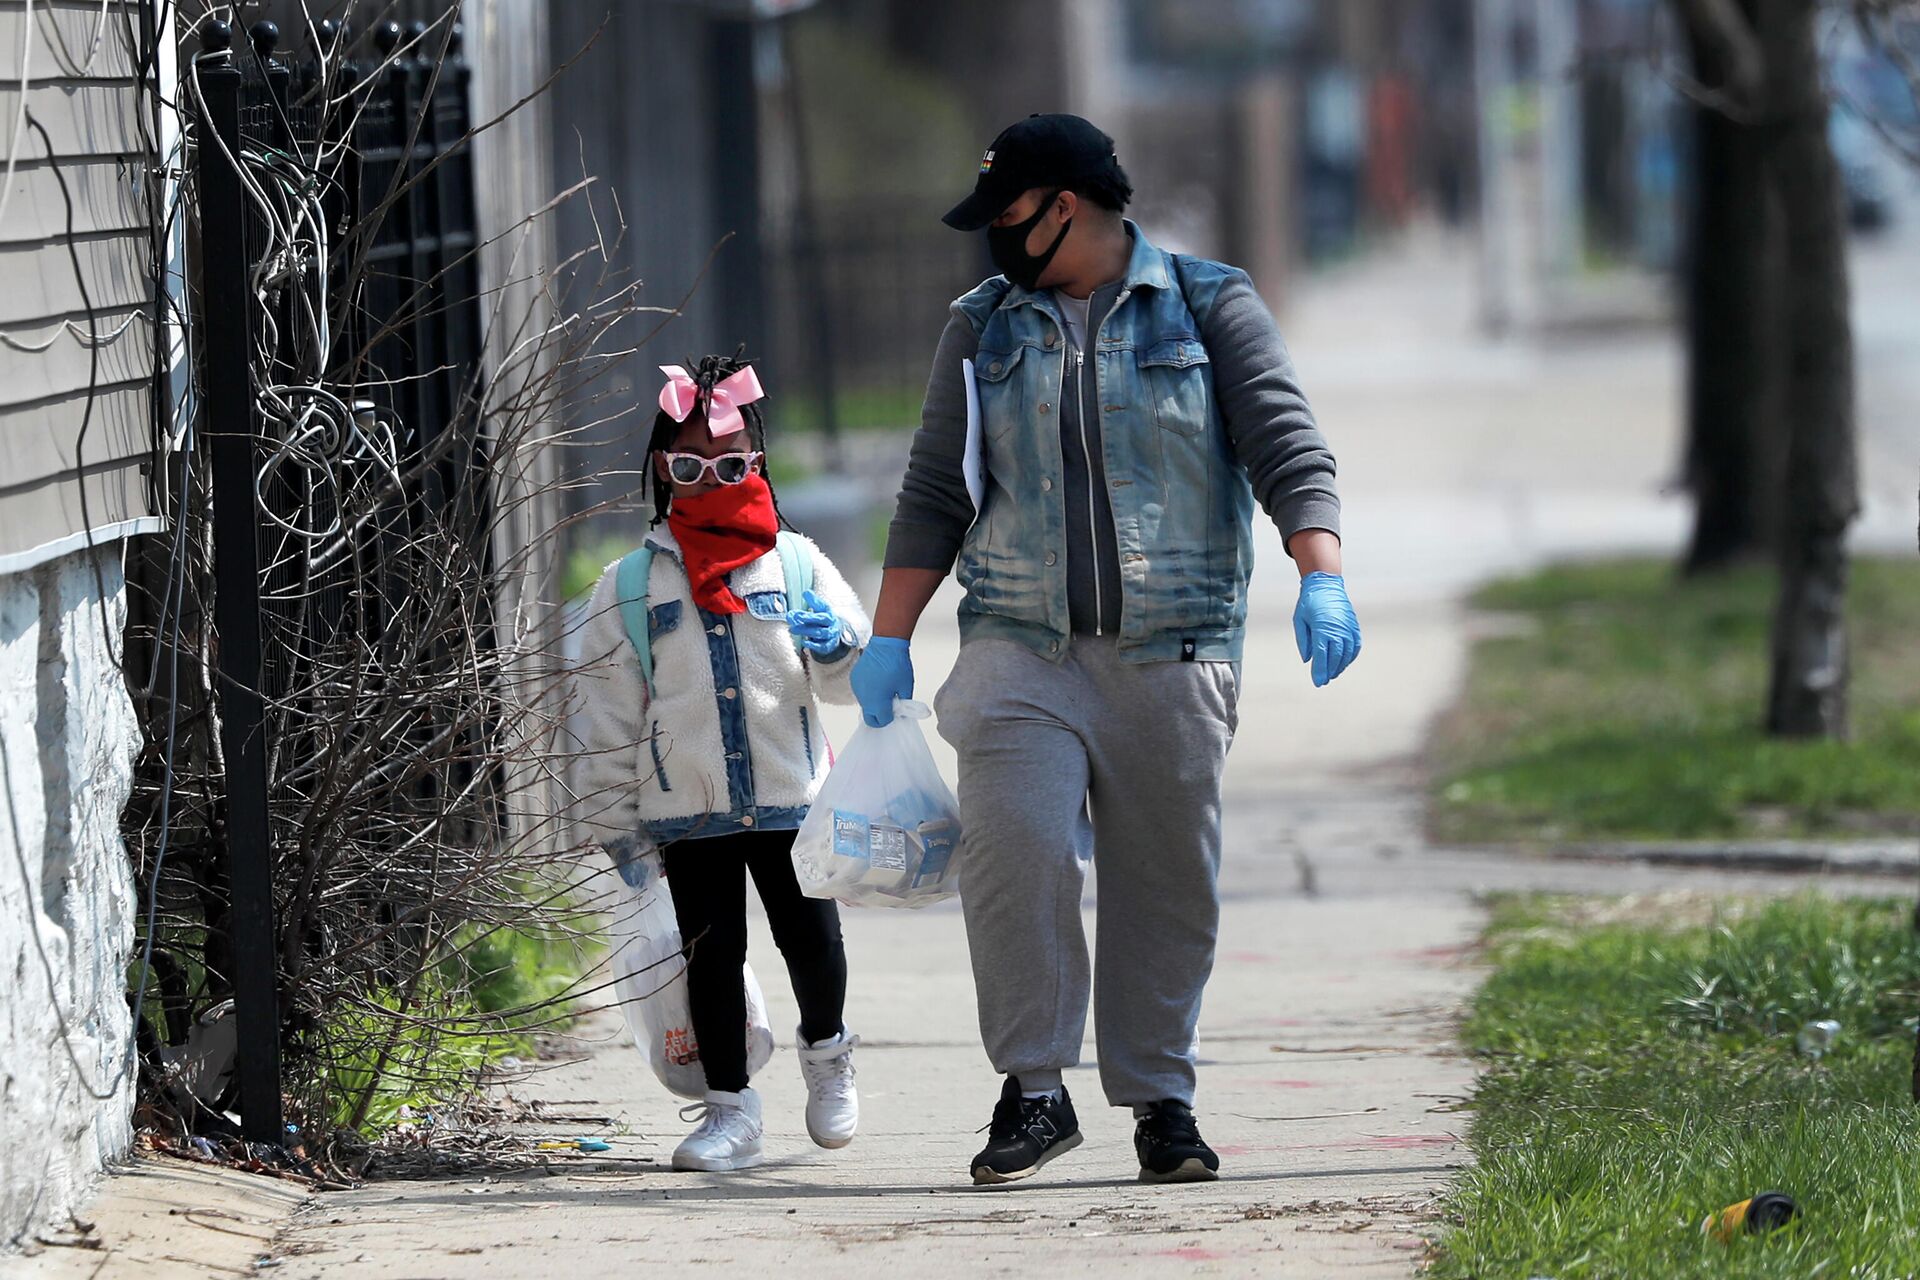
987;191;1070;290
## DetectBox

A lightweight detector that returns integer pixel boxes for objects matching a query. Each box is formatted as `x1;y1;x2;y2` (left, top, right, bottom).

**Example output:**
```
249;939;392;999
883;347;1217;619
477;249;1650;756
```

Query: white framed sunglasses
659;450;764;486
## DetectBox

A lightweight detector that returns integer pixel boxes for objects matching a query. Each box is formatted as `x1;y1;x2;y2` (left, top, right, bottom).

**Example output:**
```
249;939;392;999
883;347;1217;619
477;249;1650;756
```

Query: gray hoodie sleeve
1200;275;1342;548
883;312;981;572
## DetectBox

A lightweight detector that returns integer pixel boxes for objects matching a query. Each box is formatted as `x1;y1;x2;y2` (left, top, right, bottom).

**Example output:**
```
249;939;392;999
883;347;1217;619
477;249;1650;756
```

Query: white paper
961;357;985;518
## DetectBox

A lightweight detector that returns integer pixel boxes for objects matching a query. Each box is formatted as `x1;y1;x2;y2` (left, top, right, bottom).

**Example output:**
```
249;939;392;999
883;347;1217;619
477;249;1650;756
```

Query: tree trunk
1759;0;1858;738
1681;0;1784;574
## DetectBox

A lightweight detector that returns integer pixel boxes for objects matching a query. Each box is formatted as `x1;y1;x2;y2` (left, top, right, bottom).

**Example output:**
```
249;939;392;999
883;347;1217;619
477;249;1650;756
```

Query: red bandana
666;473;779;616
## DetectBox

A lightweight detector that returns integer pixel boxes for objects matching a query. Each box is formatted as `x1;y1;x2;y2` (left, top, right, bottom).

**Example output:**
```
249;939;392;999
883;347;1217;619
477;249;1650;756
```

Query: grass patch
562;535;635;602
1431;558;1920;842
776;385;924;434
1435;893;1920;1279
318;924;594;1133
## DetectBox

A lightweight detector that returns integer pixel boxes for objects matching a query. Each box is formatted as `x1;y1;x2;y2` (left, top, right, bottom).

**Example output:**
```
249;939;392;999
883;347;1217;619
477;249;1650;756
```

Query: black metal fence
763;196;989;429
189;14;485;1144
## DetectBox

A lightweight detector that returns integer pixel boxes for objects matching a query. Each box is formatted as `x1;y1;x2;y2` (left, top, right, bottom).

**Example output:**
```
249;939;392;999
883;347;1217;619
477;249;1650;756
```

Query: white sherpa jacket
569;527;870;861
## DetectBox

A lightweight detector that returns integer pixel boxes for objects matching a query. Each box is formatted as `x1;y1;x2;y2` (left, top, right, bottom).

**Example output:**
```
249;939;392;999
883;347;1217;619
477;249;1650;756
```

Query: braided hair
646;350;788;528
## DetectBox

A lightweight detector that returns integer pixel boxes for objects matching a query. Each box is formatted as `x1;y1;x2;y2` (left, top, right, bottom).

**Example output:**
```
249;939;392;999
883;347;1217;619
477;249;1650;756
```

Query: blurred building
544;0;1487;533
761;0;1485;432
1475;0;1684;331
538;0;1698;541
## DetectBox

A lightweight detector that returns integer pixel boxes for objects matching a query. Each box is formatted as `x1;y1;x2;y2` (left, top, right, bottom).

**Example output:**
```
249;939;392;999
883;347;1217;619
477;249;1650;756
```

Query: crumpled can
1702;1191;1798;1242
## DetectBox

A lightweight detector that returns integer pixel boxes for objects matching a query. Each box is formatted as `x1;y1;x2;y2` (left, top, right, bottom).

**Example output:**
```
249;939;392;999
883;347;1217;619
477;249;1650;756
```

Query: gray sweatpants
934;635;1239;1108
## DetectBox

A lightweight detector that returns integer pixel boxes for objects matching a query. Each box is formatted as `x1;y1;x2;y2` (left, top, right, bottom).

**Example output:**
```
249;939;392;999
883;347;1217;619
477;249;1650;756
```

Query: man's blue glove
787;590;853;658
1293;571;1361;688
850;636;914;727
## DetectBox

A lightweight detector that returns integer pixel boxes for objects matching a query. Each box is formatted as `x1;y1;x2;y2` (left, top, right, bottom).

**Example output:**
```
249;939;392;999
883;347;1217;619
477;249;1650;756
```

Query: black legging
662;828;846;1094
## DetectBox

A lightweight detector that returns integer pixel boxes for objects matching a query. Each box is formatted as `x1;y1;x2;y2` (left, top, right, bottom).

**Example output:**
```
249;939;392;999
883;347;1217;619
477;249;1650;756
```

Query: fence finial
249;20;280;64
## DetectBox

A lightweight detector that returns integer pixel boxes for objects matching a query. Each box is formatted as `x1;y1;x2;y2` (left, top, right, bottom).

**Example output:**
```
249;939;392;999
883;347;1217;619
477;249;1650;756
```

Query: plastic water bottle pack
791;700;962;907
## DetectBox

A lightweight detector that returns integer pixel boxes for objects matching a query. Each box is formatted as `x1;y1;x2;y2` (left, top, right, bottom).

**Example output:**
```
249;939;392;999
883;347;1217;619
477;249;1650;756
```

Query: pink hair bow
657;364;765;438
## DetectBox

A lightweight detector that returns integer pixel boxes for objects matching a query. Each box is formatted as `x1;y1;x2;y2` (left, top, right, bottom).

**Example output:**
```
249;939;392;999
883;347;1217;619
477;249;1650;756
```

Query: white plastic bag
604;849;775;1099
792;700;963;907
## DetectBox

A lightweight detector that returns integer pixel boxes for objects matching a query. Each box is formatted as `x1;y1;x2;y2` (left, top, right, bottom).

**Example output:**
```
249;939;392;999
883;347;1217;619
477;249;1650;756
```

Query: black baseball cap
942;113;1123;231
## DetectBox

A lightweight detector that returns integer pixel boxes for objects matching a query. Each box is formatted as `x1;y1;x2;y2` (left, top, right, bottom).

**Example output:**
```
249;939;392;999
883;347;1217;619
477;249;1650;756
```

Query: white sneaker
797;1026;860;1149
672;1088;765;1171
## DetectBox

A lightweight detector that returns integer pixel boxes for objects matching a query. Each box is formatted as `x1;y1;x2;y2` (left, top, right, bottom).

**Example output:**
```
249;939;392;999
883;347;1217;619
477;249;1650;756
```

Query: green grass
562;534;635;602
775;385;925;434
1431;558;1920;843
1435;894;1920;1279
318;924;594;1133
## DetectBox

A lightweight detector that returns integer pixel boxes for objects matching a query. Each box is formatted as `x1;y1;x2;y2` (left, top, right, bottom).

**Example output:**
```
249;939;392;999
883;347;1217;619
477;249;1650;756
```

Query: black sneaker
1134;1100;1220;1184
969;1077;1082;1185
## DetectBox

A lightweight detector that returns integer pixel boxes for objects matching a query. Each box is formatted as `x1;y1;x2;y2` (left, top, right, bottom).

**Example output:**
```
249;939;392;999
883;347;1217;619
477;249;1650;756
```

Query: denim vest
952;224;1256;664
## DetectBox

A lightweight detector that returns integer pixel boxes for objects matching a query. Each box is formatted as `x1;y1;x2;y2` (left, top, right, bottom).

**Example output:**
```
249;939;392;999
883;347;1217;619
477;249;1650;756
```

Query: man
850;114;1360;1186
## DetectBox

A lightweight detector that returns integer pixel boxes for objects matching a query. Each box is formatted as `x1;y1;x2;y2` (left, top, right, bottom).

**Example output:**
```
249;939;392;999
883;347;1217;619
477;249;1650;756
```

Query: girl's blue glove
1293;571;1362;688
787;590;853;657
850;636;913;727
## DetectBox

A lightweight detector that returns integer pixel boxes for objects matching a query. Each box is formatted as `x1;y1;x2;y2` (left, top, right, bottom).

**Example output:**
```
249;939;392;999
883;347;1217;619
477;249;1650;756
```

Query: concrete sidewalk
250;559;1492;1276
249;665;1906;1279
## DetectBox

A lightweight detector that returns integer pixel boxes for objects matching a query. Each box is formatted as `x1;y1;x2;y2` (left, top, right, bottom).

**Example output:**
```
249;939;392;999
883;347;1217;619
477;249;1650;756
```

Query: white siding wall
0;0;156;1247
0;0;157;567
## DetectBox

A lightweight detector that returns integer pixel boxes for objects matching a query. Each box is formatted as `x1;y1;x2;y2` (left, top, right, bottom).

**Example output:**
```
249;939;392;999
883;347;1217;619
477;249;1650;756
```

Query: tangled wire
119;0;681;1144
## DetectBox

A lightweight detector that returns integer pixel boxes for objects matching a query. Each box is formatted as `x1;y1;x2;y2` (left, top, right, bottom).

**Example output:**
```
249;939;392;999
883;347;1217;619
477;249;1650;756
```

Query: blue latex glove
850;636;914;727
787;590;852;657
1293;571;1362;688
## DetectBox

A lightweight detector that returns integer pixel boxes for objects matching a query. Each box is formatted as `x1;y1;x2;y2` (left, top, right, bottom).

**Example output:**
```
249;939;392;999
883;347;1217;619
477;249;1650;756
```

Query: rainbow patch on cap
978;149;995;174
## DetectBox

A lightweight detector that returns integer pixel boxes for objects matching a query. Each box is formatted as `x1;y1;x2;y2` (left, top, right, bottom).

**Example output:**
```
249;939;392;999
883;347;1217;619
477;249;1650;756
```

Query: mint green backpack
614;530;815;698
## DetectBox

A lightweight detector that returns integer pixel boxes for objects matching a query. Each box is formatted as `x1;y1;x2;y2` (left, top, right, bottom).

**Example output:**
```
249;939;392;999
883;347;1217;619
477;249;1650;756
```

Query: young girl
573;353;871;1172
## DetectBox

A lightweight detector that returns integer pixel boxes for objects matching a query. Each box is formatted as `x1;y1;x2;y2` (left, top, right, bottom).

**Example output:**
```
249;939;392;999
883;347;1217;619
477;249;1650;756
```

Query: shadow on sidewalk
361;1159;1463;1209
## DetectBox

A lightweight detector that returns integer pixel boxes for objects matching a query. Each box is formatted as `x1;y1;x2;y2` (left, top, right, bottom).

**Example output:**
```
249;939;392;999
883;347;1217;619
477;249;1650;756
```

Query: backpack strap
775;529;814;604
777;530;825;665
1167;250;1236;331
1168;251;1201;326
614;544;657;699
619;535;815;696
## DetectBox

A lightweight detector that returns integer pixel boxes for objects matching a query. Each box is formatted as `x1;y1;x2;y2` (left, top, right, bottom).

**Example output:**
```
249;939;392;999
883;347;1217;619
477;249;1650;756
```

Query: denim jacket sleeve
1193;271;1343;550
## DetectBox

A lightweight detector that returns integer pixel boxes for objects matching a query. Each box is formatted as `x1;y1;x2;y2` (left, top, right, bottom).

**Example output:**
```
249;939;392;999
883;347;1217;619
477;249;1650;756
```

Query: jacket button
740;814;755;827
989;361;1003;375
1040;477;1053;491
1048;640;1060;653
722;687;738;700
711;624;726;636
1045;332;1058;348
1039;402;1050;414
1045;552;1058;566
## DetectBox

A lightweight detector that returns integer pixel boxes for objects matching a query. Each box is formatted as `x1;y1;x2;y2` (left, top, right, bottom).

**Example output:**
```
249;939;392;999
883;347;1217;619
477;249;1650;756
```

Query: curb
1545;840;1919;878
